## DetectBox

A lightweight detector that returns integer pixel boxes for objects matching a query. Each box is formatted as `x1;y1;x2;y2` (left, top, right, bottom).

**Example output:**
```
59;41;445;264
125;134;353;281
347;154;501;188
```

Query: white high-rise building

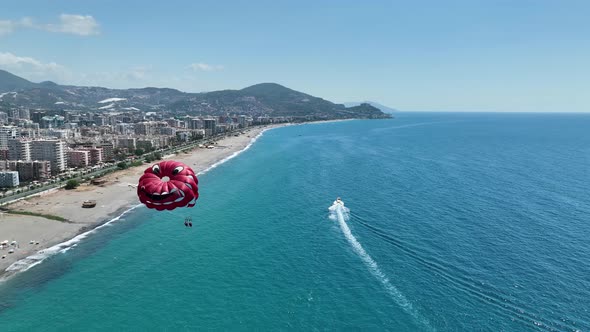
31;140;67;175
0;126;19;149
135;121;157;136
0;171;19;187
8;139;32;161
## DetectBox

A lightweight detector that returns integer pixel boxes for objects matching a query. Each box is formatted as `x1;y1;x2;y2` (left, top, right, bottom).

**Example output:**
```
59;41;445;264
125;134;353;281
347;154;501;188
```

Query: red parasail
137;160;199;211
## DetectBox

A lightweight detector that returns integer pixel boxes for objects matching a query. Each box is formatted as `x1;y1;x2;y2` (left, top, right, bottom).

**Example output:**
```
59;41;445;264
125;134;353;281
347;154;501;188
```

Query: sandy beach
0;124;284;280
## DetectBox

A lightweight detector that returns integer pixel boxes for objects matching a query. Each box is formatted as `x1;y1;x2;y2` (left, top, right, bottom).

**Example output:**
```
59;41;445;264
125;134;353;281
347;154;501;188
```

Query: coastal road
0;165;119;207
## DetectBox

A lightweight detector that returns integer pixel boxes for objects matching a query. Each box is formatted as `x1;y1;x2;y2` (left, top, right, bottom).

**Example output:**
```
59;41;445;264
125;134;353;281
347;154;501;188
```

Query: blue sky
1;0;589;112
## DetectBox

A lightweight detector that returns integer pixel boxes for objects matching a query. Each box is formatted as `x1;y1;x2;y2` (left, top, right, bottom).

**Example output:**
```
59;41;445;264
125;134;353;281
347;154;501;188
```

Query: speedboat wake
328;199;433;331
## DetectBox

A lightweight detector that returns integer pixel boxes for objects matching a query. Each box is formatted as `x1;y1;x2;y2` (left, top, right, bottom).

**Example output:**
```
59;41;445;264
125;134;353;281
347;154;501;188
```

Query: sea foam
329;201;434;331
3;205;141;277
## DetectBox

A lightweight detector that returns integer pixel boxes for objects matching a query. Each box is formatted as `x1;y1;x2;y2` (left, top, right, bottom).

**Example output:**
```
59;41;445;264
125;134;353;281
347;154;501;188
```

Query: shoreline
0;123;287;281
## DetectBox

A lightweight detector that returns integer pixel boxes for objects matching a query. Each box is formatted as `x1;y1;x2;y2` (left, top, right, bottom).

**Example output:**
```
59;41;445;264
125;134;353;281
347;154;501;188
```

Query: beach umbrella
137;160;199;211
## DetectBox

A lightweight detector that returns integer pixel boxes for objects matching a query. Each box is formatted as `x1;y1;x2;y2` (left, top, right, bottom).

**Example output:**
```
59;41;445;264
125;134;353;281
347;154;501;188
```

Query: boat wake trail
328;202;434;331
348;211;580;332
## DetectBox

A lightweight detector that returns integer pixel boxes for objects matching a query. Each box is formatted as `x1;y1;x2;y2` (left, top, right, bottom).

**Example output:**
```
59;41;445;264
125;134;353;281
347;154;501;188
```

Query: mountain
0;69;36;92
0;70;391;119
239;83;343;116
37;81;61;89
343;101;399;113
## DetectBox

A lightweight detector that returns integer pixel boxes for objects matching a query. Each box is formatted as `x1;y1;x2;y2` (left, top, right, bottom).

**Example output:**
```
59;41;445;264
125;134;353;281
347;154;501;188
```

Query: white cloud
0;14;100;37
0;52;64;72
123;66;152;81
19;17;34;28
45;14;100;36
62;66;156;88
189;63;224;72
0;54;154;88
0;20;15;36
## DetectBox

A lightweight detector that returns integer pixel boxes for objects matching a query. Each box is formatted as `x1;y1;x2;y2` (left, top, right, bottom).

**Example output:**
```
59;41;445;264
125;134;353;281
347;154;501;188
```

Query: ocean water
0;112;589;331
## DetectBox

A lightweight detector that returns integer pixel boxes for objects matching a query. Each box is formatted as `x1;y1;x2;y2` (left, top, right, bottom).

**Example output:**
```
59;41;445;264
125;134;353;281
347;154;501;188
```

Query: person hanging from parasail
137;160;199;226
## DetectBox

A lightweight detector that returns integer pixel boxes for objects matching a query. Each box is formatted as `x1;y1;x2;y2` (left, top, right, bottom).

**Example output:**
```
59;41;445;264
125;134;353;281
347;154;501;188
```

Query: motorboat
333;197;344;206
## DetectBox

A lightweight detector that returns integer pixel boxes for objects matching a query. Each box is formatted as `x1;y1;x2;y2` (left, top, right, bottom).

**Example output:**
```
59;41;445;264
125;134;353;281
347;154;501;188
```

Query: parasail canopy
137;160;199;211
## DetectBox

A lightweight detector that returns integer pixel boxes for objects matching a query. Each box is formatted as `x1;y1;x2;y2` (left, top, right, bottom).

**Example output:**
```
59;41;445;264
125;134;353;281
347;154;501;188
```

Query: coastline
0;123;286;281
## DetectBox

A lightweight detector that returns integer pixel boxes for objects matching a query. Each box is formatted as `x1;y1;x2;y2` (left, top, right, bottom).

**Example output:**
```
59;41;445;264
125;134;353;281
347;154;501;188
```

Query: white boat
333;197;344;206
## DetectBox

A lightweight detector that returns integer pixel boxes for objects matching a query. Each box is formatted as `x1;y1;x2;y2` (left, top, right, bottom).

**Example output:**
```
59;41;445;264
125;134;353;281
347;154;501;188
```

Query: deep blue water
0;112;589;331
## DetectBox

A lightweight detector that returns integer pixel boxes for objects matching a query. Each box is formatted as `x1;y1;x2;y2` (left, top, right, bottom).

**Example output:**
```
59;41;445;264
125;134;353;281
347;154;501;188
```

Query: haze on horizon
1;0;589;113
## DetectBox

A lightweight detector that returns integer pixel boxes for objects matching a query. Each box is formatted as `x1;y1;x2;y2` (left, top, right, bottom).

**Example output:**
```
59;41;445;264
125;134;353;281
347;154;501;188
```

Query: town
0;106;293;199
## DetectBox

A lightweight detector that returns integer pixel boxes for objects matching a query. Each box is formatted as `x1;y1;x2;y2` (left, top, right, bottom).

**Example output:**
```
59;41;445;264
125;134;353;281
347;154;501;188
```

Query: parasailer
137;160;199;211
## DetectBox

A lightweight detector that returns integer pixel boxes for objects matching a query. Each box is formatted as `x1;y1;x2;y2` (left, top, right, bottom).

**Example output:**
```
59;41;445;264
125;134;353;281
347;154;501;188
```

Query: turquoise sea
0;112;589;331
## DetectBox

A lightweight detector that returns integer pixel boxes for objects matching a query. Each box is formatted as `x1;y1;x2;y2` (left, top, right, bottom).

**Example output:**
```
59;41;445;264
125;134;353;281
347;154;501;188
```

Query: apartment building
0;171;19;187
7;139;32;161
67;150;90;168
31;140;67;175
0;126;19;149
4;160;51;182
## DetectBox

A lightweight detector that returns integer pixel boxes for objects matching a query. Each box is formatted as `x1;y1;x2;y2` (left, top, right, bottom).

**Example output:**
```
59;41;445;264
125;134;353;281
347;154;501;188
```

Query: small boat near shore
82;200;97;208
